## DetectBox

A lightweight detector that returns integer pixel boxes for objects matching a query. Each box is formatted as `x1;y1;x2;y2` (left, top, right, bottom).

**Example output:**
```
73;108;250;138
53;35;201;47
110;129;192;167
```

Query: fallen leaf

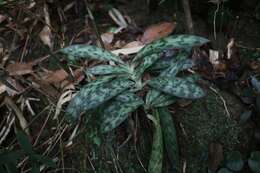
0;14;7;23
101;32;114;44
44;69;68;84
39;25;53;49
141;22;176;44
6;62;33;76
123;41;143;48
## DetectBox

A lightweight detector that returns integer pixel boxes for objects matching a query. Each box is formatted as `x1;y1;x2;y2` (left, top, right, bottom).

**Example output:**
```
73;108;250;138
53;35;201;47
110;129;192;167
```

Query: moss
177;89;247;172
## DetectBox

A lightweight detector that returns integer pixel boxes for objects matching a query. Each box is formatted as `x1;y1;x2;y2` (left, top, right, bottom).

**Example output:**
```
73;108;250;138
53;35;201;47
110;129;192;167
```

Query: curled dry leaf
6;62;34;76
39;26;53;49
123;41;143;48
54;90;75;119
141;22;176;44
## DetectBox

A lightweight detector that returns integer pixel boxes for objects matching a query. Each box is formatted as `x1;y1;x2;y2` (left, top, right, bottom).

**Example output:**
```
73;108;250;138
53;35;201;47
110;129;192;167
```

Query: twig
84;0;105;49
209;86;231;118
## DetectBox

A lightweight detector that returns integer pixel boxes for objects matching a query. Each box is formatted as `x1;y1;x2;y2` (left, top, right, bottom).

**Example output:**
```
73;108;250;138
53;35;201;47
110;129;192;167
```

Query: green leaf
100;92;144;133
146;89;176;108
248;151;260;173
6;163;19;173
225;151;244;171
31;164;40;173
60;45;123;64
148;77;205;99
135;53;161;77
217;168;233;173
0;151;23;165
66;78;134;121
16;131;34;155
146;53;192;107
158;108;179;172
32;154;56;168
86;65;127;76
133;35;209;63
148;109;163;173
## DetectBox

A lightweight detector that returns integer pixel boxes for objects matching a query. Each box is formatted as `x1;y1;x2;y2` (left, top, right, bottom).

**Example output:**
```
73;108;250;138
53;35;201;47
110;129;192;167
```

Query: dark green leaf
100;92;143;133
248;151;260;173
86;65;127;75
66;78;134;121
32;154;56;168
31;164;40;173
217;168;233;173
6;163;19;173
0;151;23;165
158;108;179;172
60;45;123;64
148;109;163;173
225;151;244;171
16;131;34;155
148;77;205;99
133;35;209;63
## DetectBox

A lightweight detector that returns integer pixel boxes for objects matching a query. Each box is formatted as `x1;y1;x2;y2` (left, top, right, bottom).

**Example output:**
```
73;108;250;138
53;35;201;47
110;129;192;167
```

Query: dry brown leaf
0;14;7;23
123;41;143;48
44;69;68;84
101;32;114;44
6;62;33;76
141;22;176;44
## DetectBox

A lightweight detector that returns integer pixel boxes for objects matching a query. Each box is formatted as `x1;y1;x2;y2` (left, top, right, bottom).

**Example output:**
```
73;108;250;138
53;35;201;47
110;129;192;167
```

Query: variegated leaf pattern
86;65;127;75
133;35;209;63
100;92;143;133
146;54;193;107
146;89;176;108
149;51;190;71
66;78;134;121
148;77;205;99
135;53;161;78
158;108;179;172
60;45;123;64
148;109;163;173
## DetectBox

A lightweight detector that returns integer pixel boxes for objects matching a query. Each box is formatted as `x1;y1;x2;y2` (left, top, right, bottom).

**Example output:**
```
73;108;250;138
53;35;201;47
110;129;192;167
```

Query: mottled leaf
225;151;244;171
86;65;127;75
146;89;176;108
148;109;163;173
60;45;123;64
135;53;161;78
248;151;260;173
100;92;143;133
148;77;205;99
134;35;209;63
158;108;179;172
66;78;134;121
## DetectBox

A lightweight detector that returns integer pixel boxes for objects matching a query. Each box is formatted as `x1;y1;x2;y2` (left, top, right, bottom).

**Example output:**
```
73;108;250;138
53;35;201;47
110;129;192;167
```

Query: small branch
84;0;105;49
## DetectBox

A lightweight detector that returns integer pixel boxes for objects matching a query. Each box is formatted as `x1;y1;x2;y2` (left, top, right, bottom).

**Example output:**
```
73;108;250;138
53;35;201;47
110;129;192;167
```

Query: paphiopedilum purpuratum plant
60;34;210;173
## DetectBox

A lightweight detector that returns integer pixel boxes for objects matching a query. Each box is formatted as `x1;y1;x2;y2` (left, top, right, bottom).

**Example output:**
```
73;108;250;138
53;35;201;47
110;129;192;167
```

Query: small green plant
0;131;55;173
61;34;209;172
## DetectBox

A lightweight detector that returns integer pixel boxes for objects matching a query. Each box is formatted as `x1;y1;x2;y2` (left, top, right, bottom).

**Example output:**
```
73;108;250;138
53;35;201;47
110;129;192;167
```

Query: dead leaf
44;69;68;84
208;142;224;173
141;22;176;44
101;32;114;44
0;14;7;23
6;62;33;76
39;26;53;49
227;38;235;60
123;41;143;48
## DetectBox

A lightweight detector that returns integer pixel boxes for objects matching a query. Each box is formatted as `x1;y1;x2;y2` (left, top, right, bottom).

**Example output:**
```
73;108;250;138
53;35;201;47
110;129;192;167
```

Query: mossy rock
176;88;248;172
